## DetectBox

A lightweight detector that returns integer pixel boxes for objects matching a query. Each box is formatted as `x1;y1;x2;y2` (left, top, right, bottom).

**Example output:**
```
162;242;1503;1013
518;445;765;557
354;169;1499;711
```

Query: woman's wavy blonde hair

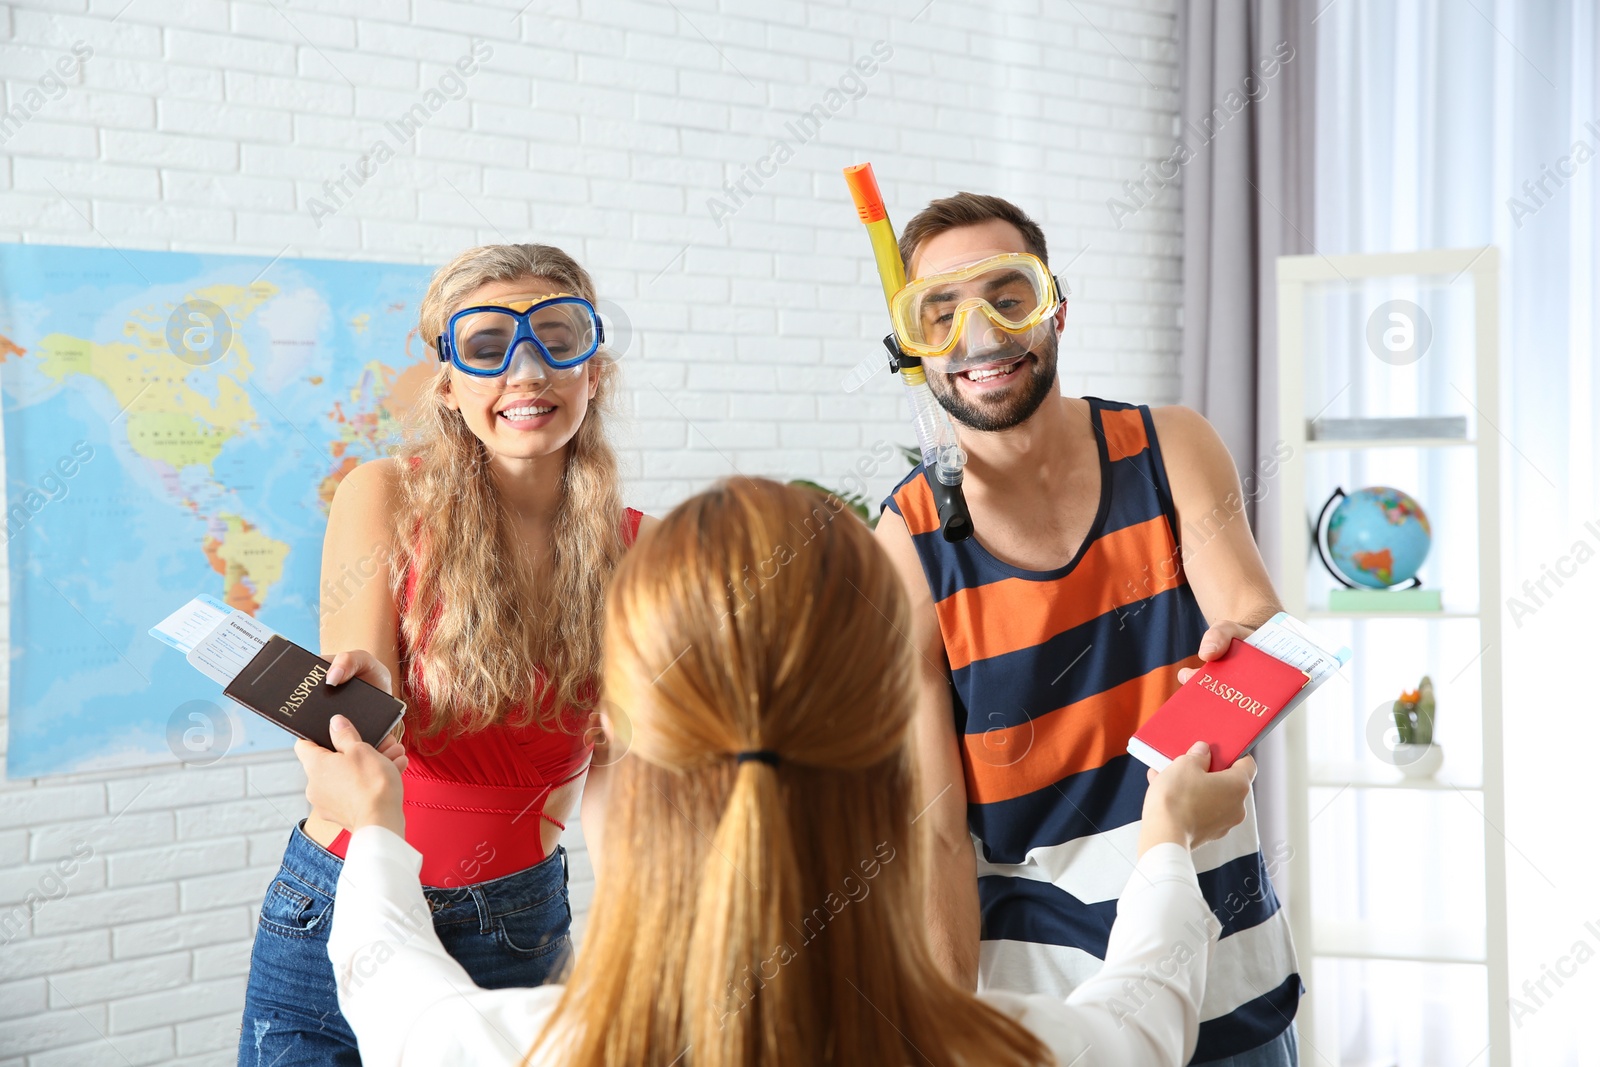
396;243;625;740
529;478;1050;1067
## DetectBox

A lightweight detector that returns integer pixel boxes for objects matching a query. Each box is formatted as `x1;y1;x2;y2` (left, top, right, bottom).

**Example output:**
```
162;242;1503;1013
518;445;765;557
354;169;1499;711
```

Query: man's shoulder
1145;404;1228;458
1146;403;1210;437
1144;405;1241;501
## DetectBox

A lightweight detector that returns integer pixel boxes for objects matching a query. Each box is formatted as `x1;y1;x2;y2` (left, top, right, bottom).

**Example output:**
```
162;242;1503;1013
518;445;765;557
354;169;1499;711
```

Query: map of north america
1;245;436;776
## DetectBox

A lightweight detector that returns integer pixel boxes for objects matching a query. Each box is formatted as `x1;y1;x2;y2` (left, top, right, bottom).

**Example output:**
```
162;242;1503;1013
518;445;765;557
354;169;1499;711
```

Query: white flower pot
1394;742;1443;779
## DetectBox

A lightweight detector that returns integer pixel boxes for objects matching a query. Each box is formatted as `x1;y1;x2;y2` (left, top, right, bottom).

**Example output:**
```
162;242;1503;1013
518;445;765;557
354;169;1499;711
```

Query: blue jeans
237;822;573;1067
1202;1022;1299;1066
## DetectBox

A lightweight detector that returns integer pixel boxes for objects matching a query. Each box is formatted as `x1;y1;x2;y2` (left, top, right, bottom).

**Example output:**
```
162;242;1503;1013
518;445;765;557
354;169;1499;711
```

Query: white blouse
328;826;1220;1066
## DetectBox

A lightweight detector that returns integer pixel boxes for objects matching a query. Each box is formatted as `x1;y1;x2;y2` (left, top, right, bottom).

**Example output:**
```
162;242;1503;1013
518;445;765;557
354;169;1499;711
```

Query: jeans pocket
495;891;570;961
258;876;330;939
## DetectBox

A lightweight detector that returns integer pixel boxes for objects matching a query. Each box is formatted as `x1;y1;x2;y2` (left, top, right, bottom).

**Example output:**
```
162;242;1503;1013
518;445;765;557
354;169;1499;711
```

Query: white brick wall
0;0;1184;1062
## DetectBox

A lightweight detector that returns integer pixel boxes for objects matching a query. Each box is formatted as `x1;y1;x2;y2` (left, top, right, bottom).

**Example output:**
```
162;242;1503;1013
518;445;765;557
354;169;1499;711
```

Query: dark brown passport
223;635;405;750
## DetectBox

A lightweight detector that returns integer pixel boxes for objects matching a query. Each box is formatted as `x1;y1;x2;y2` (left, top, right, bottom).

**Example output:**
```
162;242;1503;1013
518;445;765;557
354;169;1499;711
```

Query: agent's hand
323;648;405;756
1176;620;1255;684
296;715;406;838
1138;742;1255;854
324;648;392;694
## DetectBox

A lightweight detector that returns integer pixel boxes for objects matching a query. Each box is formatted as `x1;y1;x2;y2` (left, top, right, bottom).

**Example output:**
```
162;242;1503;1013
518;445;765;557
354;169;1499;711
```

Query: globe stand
1326;584;1442;612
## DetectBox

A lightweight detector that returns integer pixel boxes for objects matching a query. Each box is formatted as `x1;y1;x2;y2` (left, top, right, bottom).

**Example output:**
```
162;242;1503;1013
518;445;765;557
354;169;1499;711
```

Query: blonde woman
298;478;1257;1066
237;244;646;1067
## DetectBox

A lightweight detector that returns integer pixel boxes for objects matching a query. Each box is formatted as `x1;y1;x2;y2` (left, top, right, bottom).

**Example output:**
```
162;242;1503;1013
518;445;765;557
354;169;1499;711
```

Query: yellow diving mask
889;252;1066;369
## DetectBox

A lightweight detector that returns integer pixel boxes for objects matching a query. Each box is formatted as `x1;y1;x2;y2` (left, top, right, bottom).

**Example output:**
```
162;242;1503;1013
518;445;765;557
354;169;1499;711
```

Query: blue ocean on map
1;244;438;776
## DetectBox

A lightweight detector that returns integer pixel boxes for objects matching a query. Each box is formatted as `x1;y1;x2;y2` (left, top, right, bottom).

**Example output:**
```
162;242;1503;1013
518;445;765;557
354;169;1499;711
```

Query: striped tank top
883;398;1300;1062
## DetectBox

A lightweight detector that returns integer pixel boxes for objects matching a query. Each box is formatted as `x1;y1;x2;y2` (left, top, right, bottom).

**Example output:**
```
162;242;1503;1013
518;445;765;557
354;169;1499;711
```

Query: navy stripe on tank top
883;397;1300;1062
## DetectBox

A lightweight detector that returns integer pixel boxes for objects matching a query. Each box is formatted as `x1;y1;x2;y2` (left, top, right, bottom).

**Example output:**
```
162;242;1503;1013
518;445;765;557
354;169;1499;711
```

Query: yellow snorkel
845;163;908;306
842;162;972;542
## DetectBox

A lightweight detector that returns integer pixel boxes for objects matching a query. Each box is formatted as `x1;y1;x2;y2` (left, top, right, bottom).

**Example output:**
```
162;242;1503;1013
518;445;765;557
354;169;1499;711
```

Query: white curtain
1315;1;1599;1064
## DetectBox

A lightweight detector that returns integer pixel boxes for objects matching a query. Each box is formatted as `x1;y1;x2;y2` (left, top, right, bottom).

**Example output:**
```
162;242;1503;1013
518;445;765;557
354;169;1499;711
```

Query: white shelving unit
1275;248;1508;1065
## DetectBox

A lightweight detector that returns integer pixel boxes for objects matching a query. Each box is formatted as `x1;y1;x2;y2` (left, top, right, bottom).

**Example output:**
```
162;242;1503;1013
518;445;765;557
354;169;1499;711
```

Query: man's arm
1151;406;1284;675
874;509;981;989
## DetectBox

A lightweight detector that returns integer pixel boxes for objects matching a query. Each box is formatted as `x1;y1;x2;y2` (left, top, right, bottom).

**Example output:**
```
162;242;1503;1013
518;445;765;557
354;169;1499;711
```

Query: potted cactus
1391;675;1443;778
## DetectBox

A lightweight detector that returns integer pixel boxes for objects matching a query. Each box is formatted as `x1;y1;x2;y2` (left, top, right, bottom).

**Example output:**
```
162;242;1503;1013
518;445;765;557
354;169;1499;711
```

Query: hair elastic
735;749;780;767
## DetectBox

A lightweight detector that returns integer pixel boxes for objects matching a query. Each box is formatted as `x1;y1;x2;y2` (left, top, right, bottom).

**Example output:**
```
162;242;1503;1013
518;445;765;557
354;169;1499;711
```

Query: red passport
1128;639;1311;772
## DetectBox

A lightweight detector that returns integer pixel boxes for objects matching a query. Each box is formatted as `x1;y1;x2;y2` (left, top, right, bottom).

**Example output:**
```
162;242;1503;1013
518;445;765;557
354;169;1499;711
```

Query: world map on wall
1;244;437;777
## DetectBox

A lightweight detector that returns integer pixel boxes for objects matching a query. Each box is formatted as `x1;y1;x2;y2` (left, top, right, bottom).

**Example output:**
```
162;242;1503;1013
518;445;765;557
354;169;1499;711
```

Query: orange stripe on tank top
1100;406;1150;463
895;472;942;537
935;515;1184;672
961;659;1198;805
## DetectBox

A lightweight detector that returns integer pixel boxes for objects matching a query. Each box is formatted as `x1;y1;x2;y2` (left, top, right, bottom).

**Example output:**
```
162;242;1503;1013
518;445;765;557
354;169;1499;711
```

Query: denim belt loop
560;844;569;889
469;885;494;935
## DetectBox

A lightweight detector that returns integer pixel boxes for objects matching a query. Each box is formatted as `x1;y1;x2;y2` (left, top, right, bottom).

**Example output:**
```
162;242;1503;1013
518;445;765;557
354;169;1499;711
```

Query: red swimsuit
328;507;643;887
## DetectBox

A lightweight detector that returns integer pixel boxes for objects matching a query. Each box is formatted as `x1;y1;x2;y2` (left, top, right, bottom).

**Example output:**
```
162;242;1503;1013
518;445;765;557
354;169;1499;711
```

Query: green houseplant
1391;675;1442;778
790;446;920;529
